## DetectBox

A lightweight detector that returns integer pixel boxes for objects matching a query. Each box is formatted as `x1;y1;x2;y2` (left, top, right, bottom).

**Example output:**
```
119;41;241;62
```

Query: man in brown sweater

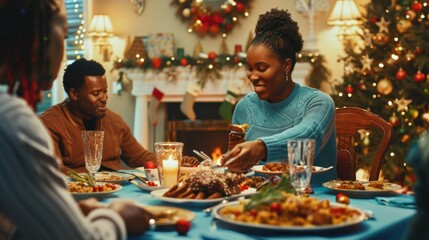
41;58;156;173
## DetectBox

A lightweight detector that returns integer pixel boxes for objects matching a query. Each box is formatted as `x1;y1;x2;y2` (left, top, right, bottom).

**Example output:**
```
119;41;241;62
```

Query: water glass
154;142;183;187
82;130;104;178
287;139;315;195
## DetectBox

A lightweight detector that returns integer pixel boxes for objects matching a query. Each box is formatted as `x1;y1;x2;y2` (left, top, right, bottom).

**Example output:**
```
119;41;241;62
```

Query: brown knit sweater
40;101;156;173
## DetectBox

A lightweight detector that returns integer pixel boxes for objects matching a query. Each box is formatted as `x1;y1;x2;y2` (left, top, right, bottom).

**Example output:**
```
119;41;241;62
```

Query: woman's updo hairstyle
251;8;304;70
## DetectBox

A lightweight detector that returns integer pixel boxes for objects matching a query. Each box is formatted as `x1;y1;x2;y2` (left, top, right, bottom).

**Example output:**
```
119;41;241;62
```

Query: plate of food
150;168;257;207
253;162;333;176
145;206;196;226
212;194;366;232
68;182;122;200
323;180;402;198
151;187;257;207
93;171;135;184
129;178;168;192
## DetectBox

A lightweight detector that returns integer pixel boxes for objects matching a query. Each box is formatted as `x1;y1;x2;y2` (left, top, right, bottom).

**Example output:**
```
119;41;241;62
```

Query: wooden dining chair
335;107;393;181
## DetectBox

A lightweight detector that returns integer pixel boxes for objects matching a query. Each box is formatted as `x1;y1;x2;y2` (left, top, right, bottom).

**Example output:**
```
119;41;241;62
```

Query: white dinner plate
323;180;402;198
145;206;196;226
213;201;366;232
129;179;168;192
253;165;333;176
93;171;135;184
70;183;122;200
150;188;257;207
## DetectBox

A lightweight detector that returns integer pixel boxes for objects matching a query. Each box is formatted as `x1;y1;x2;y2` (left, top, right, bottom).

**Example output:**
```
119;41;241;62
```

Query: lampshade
88;15;114;37
327;0;361;26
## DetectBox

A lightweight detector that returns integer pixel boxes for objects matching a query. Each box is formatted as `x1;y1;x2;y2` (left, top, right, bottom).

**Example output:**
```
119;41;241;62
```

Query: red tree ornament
411;1;423;13
415;46;423;55
396;68;407;80
414;71;425;82
389;113;401;127
345;84;354;94
370;16;378;23
358;80;367;90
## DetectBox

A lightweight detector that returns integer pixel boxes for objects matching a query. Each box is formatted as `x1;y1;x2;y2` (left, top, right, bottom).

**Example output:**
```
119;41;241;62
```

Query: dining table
99;172;416;240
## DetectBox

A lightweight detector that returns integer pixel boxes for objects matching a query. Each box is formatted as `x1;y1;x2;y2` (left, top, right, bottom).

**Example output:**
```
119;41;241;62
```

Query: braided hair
0;0;59;109
251;8;304;71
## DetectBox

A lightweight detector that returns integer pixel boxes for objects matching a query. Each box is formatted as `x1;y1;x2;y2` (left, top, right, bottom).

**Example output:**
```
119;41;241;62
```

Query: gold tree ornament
422;112;429;124
394;98;412;112
376;78;393;95
376;17;390;33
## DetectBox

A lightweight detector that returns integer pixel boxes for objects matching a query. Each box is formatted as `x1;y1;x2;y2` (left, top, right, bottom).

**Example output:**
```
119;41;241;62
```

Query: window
37;0;85;114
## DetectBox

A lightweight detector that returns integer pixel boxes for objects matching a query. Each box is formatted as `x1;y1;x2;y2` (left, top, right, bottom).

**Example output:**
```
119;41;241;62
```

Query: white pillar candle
162;155;179;187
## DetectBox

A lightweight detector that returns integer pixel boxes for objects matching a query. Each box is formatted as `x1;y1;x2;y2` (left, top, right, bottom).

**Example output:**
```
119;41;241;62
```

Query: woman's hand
220;140;267;172
108;200;155;236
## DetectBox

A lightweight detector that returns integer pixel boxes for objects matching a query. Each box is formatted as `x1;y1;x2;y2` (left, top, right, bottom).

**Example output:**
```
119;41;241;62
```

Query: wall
88;0;368;131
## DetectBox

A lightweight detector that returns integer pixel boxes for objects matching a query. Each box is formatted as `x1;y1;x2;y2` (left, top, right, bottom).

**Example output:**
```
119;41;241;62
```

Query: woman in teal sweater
221;8;337;184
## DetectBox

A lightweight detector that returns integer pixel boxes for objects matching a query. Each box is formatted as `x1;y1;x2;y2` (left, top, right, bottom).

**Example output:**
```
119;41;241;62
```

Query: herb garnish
245;175;295;211
67;169;96;187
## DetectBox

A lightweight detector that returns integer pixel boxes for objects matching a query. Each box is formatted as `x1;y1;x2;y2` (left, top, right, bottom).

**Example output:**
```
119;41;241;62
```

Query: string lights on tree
332;0;429;187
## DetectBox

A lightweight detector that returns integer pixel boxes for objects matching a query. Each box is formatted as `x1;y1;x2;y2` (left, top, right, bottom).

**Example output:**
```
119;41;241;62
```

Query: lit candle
162;155;179;187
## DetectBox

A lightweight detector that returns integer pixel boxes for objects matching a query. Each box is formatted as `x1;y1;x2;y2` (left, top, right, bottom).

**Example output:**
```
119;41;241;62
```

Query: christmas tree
331;0;429;185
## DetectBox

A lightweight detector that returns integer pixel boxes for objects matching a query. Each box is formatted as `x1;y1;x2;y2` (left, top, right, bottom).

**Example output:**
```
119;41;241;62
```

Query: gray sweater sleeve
0;95;126;240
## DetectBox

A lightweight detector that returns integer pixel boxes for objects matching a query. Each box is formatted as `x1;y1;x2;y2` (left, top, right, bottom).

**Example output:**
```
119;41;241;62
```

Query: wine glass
287;139;315;196
82;130;104;180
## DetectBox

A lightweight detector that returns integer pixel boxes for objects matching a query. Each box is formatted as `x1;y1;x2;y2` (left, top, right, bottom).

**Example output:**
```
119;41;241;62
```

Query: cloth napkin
375;194;416;209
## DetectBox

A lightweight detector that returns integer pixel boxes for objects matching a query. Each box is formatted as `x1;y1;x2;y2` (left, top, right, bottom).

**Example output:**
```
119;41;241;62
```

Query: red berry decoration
151;57;162;69
336;193;350;205
396;68;407;80
208;51;217;61
370;17;378;23
180;58;188;66
345;84;354;94
175;219;191;236
235;2;245;12
414;71;425;82
411;1;423;13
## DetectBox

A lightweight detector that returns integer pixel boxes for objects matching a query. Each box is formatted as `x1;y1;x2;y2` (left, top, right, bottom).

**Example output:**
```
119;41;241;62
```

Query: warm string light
71;1;84;59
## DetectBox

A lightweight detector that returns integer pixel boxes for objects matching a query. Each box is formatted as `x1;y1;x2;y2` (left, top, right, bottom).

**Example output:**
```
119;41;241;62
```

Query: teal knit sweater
232;83;337;184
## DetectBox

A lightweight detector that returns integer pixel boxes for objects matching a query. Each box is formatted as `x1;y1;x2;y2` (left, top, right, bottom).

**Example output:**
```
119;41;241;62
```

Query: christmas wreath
170;0;252;36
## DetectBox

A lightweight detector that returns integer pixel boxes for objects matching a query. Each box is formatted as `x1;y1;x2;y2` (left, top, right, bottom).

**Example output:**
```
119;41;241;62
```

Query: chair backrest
336;107;393;181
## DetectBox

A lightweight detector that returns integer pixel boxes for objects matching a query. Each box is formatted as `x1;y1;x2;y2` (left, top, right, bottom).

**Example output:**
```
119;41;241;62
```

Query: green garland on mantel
113;51;331;89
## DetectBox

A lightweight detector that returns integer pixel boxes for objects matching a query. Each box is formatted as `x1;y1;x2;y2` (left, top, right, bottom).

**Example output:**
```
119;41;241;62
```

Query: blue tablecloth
101;180;416;240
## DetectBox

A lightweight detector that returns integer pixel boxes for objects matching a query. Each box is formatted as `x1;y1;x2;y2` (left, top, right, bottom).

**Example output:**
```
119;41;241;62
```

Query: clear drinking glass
287;139;315;196
154;142;183;187
82;130;104;179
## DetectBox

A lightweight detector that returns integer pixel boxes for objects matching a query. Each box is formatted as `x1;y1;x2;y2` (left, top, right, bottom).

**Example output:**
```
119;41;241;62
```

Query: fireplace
165;102;230;158
124;62;311;151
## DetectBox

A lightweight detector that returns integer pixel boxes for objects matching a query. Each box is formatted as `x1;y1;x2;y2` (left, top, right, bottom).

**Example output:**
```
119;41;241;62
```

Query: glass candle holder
154;142;183;187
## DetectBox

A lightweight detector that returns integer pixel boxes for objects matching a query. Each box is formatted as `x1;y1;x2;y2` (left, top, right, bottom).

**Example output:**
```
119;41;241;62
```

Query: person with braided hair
0;0;153;239
221;8;337;184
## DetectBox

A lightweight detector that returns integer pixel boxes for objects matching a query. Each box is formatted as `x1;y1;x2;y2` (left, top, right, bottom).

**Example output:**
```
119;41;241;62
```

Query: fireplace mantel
124;63;311;149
